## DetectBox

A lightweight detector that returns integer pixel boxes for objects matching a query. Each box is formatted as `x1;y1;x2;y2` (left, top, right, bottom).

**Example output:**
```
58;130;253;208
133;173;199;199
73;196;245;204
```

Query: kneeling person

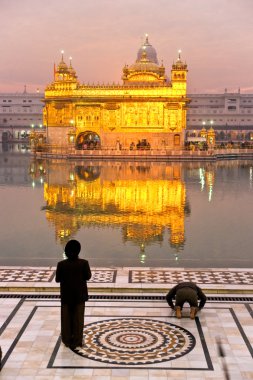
166;282;206;319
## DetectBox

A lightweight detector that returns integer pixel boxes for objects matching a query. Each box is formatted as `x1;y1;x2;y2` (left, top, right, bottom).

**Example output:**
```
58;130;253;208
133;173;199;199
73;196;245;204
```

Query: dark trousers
61;302;85;348
175;288;198;308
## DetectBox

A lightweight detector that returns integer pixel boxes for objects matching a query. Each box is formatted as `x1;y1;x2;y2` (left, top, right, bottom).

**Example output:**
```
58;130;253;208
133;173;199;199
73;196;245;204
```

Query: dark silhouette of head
65;239;81;259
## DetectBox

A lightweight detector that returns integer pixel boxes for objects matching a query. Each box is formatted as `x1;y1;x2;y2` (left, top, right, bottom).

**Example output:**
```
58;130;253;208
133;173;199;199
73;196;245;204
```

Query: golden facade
36;161;189;253
43;36;189;150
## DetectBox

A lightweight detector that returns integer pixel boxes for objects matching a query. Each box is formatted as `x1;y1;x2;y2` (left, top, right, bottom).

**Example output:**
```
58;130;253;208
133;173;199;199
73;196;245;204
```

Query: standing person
166;282;206;319
56;239;91;349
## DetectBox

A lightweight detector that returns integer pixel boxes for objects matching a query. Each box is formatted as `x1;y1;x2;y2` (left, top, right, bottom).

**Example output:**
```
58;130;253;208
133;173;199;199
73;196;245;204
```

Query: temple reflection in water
33;160;191;260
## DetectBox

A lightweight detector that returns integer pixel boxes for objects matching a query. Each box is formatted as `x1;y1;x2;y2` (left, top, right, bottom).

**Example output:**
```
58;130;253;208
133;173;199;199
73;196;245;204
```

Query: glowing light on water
199;168;205;191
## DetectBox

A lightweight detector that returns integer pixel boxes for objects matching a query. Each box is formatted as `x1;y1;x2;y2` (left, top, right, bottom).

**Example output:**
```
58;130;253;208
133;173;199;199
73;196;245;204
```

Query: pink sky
0;0;253;94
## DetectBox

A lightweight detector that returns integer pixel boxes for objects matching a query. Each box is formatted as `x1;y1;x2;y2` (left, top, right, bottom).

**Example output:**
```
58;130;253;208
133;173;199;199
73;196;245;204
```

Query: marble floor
0;267;252;379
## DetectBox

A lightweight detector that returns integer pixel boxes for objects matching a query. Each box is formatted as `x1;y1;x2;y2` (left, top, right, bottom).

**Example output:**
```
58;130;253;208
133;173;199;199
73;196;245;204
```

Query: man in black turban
56;240;91;349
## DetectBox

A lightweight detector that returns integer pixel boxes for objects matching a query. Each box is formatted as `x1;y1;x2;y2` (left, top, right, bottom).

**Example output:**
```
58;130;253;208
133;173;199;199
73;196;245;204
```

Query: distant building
1;74;253;146
187;90;253;142
0;88;43;142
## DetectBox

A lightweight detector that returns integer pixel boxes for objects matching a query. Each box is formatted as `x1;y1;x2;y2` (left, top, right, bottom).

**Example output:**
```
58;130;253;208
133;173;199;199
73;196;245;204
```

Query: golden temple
43;35;189;151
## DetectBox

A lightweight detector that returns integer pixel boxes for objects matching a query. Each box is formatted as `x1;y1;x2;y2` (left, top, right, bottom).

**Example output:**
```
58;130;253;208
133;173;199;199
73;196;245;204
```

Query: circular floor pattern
74;318;196;365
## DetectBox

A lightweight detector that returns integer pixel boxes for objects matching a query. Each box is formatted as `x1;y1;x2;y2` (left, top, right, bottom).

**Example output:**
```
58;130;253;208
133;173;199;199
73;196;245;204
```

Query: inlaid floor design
72;317;196;365
0;267;253;285
129;270;253;285
0;269;117;283
0;296;252;379
0;268;55;282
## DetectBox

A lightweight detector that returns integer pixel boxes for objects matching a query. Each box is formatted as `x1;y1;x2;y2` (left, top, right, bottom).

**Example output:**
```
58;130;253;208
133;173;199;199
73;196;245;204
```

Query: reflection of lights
199;168;205;191
140;253;146;264
32;181;36;188
139;243;146;264
63;252;67;260
200;168;213;201
43;163;187;247
40;178;44;184
59;229;71;239
207;173;213;202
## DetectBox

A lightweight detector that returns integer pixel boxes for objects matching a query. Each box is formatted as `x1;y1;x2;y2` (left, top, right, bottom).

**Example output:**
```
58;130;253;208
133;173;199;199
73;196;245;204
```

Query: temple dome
129;51;162;75
137;35;159;64
122;48;166;85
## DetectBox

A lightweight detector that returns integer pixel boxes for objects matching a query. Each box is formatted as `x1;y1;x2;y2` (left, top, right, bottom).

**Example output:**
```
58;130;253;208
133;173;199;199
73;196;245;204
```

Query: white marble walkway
0;266;252;379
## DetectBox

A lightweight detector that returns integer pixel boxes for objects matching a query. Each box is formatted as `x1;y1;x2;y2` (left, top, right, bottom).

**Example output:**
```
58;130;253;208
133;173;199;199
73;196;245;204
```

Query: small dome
53;52;79;84
57;61;69;74
68;58;77;78
57;51;69;73
172;50;187;70
137;35;158;64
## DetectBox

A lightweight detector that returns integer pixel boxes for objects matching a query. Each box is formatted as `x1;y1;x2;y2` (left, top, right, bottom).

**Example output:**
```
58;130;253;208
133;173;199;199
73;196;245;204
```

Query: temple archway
75;165;101;182
76;131;101;150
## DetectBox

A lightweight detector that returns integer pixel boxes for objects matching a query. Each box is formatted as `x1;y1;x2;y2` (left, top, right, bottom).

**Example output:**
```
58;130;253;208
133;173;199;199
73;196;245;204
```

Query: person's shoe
69;344;77;350
190;307;198;319
175;306;182;319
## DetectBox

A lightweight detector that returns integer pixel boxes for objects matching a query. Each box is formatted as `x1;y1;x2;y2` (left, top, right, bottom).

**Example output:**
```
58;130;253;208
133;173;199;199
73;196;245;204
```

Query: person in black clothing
166;282;206;319
56;240;91;349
